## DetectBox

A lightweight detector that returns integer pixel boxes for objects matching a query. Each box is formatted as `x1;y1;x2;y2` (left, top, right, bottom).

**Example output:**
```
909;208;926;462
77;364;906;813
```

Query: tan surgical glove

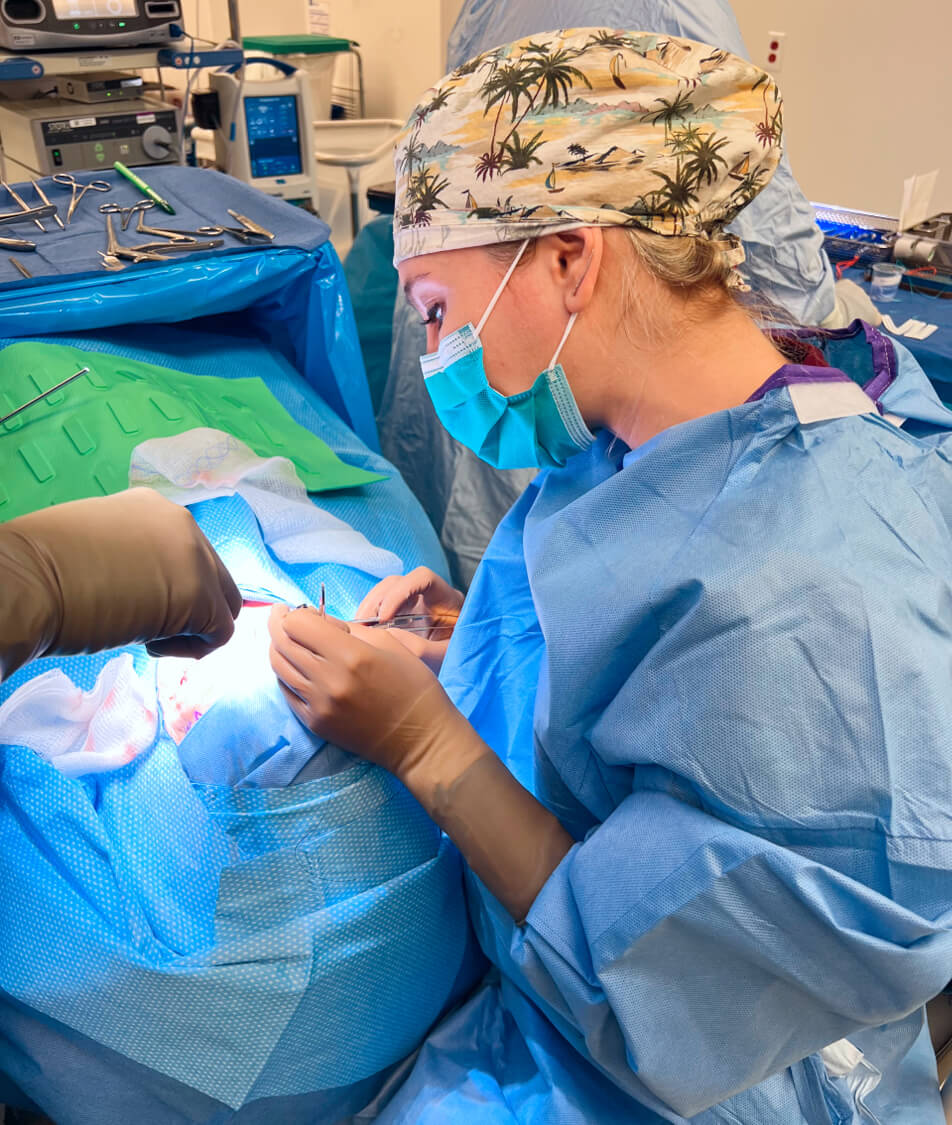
269;605;573;921
0;489;241;680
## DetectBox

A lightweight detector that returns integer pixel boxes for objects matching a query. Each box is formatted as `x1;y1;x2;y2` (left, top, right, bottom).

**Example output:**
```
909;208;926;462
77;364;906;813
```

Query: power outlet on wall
765;30;786;72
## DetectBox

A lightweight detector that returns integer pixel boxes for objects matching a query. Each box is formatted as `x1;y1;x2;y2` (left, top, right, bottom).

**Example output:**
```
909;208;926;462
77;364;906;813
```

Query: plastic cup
870;262;904;302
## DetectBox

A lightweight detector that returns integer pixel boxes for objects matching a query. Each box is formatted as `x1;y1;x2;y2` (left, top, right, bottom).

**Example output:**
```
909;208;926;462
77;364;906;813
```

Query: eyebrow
403;272;430;302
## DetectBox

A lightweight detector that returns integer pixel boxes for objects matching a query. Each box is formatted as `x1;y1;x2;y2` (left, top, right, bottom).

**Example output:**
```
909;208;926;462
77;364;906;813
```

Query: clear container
870;262;904;302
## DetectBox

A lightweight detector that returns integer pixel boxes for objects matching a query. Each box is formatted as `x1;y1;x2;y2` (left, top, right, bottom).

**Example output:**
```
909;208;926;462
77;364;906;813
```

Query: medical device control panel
0;96;178;176
210;63;319;204
244;95;303;179
0;0;180;51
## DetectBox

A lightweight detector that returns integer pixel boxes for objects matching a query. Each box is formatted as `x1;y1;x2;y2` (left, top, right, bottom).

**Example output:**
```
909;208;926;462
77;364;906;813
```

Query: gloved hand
269;604;573;921
268;604;482;790
821;277;883;329
0;489;241;679
354;567;464;672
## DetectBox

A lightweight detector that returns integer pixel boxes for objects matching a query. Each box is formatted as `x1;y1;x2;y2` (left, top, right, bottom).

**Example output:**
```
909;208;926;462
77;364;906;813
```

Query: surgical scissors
197;210;275;244
52;173;110;225
99;198;154;231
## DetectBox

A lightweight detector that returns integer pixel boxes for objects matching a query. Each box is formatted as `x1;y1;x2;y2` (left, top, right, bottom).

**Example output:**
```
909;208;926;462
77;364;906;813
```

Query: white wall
177;0;454;251
730;0;952;216
179;0;951;222
179;0;452;117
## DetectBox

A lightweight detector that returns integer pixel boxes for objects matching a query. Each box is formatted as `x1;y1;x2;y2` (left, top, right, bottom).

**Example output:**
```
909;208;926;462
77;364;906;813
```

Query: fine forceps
249;595;448;637
32;180;65;230
197;210;275;244
52;173;110;225
350;613;433;628
99;198;154;231
350;611;454;638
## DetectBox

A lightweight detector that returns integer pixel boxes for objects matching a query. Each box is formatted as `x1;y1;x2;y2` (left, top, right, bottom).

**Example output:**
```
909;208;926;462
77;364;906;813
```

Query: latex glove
269;604;573;922
267;604;482;791
821;277;883;329
0;489;241;680
354;567;464;672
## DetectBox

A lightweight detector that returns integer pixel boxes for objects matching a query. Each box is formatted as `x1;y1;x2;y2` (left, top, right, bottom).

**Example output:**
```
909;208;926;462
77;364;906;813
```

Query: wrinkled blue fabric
0;739;480;1114
377;323;952;1124
0;318;480;1120
446;0;833;326
176;668;354;789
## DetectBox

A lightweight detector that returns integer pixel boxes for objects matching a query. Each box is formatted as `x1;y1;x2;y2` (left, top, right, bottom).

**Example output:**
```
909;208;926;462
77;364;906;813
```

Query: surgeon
0;489;241;679
269;30;952;1124
377;0;880;589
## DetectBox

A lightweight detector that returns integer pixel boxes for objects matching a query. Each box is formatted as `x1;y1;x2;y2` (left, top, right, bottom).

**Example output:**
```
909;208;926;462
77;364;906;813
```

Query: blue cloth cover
0;317;482;1119
377;323;952;1124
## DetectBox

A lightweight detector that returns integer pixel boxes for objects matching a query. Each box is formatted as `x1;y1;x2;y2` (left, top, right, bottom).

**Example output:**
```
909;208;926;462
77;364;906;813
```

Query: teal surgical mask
419;240;595;470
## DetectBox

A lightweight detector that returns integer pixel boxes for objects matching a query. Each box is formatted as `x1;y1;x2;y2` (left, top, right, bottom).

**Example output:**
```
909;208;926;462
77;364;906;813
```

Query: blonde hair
620;228;735;291
614;227;737;345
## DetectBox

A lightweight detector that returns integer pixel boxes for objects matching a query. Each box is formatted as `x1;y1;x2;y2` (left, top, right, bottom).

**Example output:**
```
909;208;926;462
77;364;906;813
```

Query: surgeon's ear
541;228;603;315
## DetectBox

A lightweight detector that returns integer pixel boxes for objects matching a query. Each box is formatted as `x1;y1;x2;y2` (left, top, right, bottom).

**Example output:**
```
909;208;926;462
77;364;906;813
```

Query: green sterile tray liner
0;343;385;521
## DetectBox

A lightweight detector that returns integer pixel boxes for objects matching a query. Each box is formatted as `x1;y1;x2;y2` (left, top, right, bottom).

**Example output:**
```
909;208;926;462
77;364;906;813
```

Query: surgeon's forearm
405;737;574;922
0;526;58;681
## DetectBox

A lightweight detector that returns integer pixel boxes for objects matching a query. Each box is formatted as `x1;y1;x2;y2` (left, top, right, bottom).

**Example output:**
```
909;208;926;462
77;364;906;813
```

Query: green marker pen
113;161;175;215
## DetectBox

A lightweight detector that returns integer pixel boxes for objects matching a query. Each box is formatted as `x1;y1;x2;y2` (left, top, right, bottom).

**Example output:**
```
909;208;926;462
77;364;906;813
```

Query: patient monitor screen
244;95;304;179
52;0;137;17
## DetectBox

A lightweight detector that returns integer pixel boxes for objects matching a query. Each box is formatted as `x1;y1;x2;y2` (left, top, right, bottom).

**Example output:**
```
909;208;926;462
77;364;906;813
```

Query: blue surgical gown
445;0;835;326
373;323;952;1124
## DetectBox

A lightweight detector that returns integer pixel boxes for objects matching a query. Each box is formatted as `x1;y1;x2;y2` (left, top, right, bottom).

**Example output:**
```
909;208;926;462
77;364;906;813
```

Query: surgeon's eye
421;303;444;329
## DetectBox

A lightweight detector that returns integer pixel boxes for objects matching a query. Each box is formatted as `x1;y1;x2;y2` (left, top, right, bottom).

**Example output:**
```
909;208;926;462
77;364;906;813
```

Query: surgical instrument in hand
0;367;89;427
8;257;32;279
99;199;154;231
350;613;434;628
4;181;45;232
197;210;275;244
350;611;455;639
52;174;110;225
32;180;65;230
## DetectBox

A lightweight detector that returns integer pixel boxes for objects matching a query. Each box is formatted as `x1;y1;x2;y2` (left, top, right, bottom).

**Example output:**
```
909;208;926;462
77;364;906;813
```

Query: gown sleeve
469;790;951;1118
467;552;952;1119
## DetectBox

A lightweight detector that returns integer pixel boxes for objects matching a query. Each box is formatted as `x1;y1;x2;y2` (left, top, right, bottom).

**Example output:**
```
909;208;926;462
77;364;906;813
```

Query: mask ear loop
548;313;577;370
548;250;593;368
475;239;530;336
